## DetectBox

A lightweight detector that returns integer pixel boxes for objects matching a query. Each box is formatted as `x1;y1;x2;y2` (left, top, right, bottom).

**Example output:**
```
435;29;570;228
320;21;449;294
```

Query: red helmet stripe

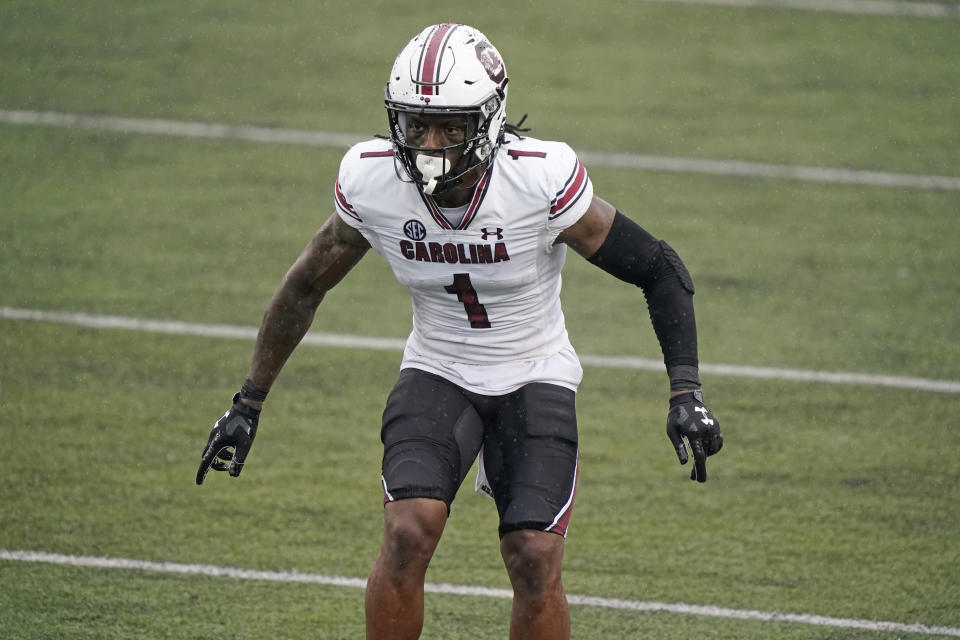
419;23;456;96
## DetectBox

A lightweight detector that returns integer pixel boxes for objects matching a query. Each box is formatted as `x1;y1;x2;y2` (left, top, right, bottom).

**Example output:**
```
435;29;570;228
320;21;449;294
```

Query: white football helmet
385;23;509;195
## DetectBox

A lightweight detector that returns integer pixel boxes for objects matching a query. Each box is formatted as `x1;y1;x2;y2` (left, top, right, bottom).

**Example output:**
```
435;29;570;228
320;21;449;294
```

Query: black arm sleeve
586;211;701;390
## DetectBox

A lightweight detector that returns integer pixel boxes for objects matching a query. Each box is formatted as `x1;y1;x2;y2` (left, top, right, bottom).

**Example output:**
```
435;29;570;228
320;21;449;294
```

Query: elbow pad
587;211;700;387
586;211;694;294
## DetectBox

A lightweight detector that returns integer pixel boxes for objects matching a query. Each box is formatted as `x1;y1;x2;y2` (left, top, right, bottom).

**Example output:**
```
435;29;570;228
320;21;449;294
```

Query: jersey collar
418;162;494;231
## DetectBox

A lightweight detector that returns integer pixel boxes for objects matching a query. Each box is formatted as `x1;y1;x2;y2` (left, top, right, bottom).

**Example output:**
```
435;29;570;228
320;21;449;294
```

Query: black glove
666;389;723;483
196;392;260;485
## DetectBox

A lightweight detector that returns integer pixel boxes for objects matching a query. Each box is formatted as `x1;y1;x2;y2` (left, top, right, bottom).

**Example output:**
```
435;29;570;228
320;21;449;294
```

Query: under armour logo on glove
694;405;715;426
666;390;723;482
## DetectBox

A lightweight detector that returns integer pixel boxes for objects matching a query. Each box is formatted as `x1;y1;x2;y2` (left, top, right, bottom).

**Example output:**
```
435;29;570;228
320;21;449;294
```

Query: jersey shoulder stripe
335;179;361;221
497;136;593;227
549;158;588;219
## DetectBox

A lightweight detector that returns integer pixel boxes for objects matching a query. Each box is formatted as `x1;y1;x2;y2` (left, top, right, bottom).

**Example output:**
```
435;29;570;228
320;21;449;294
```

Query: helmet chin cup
416;153;451;195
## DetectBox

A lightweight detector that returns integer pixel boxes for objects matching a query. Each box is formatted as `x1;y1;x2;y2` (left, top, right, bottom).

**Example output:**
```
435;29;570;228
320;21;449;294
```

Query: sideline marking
2;109;959;192
640;0;960;18
3;306;959;394
2;549;959;637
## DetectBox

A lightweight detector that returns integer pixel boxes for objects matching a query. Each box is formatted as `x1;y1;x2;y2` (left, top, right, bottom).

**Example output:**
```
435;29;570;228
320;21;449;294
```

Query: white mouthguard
416;154;451;195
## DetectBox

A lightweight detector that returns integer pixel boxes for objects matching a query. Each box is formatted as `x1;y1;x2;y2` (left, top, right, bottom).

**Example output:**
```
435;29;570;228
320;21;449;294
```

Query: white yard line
574;150;960;191
640;0;960;18
3;306;959;394
2;549;959;637
0;108;366;148
3;109;959;192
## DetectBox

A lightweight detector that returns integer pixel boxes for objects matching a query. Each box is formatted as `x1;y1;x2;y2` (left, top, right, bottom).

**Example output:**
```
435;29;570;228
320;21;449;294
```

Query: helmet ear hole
476;139;492;162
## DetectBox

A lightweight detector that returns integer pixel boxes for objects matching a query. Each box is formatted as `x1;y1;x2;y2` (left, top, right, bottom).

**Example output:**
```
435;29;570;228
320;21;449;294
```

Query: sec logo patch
403;219;427;241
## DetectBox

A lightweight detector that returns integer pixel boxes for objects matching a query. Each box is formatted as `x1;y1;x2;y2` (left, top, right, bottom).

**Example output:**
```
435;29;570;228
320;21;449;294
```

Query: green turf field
2;1;959;638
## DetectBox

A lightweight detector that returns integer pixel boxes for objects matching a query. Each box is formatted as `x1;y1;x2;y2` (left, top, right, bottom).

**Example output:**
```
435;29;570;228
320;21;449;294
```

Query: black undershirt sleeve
585;211;701;390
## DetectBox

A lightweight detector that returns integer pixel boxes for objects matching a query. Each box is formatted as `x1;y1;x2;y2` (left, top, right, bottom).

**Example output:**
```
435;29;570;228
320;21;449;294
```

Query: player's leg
365;498;447;640
481;382;579;640
366;369;484;639
501;528;570;639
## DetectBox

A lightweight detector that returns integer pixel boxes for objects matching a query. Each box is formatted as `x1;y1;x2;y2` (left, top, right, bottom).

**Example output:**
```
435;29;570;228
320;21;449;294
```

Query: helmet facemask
385;97;502;195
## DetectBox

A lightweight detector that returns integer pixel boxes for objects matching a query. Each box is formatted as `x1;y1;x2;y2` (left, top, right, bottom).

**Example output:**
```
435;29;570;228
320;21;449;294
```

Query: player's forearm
641;254;699;388
245;277;326;400
586;210;701;392
240;217;369;409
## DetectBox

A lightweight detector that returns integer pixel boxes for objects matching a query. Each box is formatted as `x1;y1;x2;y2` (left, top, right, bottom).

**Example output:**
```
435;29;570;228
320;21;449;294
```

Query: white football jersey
335;135;594;394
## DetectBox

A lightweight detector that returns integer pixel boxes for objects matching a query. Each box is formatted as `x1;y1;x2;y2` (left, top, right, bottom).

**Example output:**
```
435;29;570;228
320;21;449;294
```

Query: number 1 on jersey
445;273;491;328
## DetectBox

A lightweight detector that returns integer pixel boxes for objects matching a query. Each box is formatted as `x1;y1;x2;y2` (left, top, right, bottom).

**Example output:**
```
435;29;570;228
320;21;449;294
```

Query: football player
197;23;723;640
